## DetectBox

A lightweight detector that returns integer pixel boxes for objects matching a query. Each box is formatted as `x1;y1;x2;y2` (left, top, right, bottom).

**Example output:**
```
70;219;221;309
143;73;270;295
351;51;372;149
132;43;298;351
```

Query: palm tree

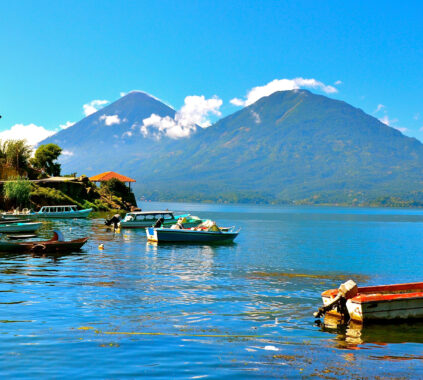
2;139;32;173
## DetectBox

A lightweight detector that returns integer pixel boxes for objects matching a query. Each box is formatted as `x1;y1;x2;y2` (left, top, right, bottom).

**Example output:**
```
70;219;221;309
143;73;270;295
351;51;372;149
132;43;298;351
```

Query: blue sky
1;1;423;143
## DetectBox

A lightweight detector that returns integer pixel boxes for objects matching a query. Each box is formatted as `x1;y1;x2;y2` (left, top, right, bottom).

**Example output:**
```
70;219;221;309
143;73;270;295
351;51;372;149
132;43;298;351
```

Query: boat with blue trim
36;205;92;218
146;220;240;244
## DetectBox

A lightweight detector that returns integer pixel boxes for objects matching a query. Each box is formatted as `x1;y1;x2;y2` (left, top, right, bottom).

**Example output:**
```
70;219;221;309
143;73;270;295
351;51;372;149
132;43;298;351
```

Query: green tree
102;178;129;196
0;139;32;172
3;178;32;208
31;143;62;176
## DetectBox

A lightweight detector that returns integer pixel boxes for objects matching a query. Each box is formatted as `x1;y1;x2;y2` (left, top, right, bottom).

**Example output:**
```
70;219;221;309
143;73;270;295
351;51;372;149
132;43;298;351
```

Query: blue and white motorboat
146;221;240;244
119;211;203;228
2;205;91;219
36;205;92;218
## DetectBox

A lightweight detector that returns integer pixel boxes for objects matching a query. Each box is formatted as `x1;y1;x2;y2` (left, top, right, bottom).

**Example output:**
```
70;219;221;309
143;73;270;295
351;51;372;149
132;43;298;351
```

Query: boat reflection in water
146;240;216;280
319;314;423;348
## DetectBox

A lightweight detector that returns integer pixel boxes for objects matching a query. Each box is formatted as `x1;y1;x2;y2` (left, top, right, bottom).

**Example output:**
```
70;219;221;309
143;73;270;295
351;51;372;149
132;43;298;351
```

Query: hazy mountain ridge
40;90;423;204
42;91;177;172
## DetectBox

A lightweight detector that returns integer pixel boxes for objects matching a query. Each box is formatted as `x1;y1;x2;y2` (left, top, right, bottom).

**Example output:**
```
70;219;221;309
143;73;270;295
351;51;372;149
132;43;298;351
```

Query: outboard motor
313;280;358;321
153;217;164;228
105;214;121;229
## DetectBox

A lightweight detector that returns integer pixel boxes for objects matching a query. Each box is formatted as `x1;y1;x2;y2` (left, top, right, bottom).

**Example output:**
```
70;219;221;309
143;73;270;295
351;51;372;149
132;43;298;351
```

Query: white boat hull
146;227;239;243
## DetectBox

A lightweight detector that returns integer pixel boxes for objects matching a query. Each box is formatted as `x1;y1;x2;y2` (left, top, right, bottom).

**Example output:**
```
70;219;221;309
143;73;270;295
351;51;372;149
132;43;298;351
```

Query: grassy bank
0;177;137;212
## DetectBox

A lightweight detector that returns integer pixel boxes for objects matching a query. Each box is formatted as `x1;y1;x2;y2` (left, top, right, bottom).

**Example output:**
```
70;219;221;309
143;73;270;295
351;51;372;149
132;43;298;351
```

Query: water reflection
1;207;423;378
320;315;423;348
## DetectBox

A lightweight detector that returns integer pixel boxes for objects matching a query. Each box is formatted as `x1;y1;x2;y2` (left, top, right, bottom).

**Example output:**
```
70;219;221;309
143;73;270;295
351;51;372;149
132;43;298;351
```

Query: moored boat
119;211;176;228
0;222;42;234
119;211;203;229
146;225;240;244
36;205;92;218
0;231;88;253
317;280;423;323
1;208;37;220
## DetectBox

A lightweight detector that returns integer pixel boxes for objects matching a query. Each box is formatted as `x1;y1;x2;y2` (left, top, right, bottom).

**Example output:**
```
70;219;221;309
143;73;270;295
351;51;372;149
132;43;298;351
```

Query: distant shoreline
137;198;423;210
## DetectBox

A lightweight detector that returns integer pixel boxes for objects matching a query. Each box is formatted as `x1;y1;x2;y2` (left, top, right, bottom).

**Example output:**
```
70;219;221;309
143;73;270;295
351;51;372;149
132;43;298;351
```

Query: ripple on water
0;205;423;378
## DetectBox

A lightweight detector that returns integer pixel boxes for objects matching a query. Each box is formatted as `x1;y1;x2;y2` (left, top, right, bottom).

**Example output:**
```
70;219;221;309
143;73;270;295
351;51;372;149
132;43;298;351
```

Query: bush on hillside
29;186;83;209
3;178;32;208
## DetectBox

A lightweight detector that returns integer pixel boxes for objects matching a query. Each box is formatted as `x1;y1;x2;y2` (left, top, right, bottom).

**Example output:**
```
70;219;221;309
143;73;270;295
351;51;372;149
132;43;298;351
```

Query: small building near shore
89;171;136;190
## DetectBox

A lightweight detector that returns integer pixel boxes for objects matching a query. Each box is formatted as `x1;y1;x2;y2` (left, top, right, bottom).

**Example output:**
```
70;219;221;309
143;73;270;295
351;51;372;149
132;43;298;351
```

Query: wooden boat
35;205;92;218
146;226;240;243
319;281;423;323
0;222;42;233
119;211;202;229
0;231;88;253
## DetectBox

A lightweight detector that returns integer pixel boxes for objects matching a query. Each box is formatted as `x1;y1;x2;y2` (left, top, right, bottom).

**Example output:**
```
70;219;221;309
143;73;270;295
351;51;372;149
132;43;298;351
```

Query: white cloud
379;115;407;133
374;104;385;114
374;104;408;134
251;110;261;124
334;80;343;85
60;121;75;129
120;92;127;97
379;115;398;126
141;95;222;139
395;127;408;133
62;150;74;156
414;113;420;120
231;77;338;107
0;123;56;146
376;105;407;133
99;114;121;126
230;97;245;107
83;99;109;116
122;131;133;138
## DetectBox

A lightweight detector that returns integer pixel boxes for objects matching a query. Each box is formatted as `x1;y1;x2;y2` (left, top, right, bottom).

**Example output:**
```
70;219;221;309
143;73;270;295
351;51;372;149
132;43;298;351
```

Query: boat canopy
126;211;173;215
40;205;78;212
123;211;174;222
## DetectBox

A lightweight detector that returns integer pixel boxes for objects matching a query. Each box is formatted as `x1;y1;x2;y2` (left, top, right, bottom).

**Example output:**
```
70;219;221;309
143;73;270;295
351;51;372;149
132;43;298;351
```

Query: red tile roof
89;171;136;182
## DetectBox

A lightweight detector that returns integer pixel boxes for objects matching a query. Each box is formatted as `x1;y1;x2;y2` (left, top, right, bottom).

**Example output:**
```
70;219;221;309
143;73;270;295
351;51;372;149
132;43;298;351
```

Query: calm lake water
1;202;423;378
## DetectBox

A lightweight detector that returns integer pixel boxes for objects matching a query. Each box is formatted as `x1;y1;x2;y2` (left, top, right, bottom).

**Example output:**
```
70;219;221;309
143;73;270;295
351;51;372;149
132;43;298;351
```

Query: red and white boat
321;282;423;323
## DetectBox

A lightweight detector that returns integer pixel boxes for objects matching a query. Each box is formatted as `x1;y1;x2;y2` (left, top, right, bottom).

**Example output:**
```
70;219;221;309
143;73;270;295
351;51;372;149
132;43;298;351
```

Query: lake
1;202;423;378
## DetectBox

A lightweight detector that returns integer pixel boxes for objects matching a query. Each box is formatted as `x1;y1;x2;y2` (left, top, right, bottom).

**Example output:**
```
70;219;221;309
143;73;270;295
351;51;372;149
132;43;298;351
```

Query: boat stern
146;227;158;242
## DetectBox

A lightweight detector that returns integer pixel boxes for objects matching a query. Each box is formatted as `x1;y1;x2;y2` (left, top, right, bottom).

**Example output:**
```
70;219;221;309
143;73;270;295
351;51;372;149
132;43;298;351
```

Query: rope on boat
30;244;46;252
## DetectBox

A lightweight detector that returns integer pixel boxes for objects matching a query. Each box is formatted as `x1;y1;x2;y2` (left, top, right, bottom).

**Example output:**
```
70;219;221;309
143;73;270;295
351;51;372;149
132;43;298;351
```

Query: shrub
82;200;97;211
29;185;83;209
3;178;32;208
